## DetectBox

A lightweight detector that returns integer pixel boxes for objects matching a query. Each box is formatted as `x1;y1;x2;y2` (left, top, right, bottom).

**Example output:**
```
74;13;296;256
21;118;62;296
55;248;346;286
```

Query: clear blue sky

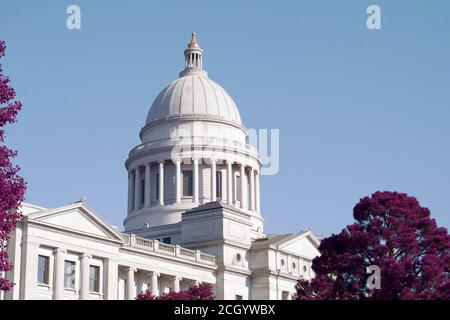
1;0;449;237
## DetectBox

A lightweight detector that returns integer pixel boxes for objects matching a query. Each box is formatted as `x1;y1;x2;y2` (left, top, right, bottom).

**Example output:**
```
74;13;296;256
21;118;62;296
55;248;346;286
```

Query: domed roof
145;33;242;126
146;74;242;125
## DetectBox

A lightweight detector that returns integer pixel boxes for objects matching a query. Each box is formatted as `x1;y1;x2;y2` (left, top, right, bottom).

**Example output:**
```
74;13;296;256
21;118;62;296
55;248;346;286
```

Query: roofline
253;230;321;249
27;201;125;242
21;202;47;211
140;114;247;140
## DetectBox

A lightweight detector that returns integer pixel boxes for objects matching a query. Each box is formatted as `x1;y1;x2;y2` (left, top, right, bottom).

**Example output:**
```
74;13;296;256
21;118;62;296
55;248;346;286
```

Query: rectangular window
119;279;127;300
216;171;222;198
235;175;241;202
64;260;76;289
163;237;171;244
140;178;145;205
89;265;100;293
156;173;159;200
38;255;50;285
235;295;243;300
247;181;251;206
183;170;193;196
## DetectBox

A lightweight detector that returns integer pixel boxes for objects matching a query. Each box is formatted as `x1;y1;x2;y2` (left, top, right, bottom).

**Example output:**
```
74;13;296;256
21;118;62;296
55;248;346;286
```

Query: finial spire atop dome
180;32;207;77
188;32;201;49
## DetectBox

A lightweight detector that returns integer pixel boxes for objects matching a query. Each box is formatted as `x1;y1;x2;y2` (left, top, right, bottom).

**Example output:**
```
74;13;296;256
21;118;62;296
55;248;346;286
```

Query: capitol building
3;34;320;300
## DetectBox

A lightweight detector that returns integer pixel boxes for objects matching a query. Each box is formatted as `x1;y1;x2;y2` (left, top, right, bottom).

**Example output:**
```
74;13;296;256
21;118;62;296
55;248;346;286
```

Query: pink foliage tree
296;191;450;300
136;283;215;300
0;41;26;292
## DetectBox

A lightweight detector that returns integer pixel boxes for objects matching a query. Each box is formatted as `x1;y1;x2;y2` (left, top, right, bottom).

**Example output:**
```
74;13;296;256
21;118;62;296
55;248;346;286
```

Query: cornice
125;141;260;169
25;219;124;246
250;267;302;281
140;115;248;139
183;238;252;250
217;265;252;276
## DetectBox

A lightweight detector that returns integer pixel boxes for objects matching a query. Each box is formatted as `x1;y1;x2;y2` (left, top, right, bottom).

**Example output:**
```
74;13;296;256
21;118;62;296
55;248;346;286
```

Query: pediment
277;231;321;259
27;202;124;242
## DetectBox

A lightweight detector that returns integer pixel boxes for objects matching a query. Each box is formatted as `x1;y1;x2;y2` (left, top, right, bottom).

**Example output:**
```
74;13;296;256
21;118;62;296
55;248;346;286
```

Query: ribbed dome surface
146;74;242;126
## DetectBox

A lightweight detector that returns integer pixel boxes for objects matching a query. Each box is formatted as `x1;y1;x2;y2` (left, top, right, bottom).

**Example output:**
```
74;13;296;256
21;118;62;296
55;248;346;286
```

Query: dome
146;74;242;126
145;32;242;127
125;33;262;234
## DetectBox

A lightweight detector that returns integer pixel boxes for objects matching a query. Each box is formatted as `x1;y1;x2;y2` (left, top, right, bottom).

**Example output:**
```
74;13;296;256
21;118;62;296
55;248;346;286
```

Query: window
280;259;285;266
292;262;296;270
163;237;171;244
38;255;50;285
89;265;100;293
235;295;243;300
156;173;159;199
235;253;241;262
183;170;193;196
247;181;251;206
216;171;222;198
64;260;76;289
140;178;145;205
235;175;241;202
303;265;308;273
119;279;127;300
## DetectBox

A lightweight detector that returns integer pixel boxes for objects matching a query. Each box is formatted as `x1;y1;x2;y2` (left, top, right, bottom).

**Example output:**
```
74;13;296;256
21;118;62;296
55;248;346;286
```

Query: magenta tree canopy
136;283;215;300
0;41;26;292
296;191;450;300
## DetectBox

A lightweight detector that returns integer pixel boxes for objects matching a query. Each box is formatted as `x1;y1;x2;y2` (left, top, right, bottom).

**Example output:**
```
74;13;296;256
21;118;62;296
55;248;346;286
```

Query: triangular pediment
276;231;321;259
27;202;124;242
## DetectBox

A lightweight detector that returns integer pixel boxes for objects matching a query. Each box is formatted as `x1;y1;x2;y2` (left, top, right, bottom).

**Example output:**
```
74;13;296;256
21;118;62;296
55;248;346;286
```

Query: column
211;159;217;202
249;168;255;211
151;271;160;296
240;163;246;209
193;158;199;203
21;241;39;300
53;248;66;300
255;171;260;213
144;163;151;208
127;170;133;213
158;161;164;206
226;161;233;205
175;159;181;204
126;267;136;300
172;276;181;292
4;227;22;300
134;167;141;210
80;254;92;300
105;258;118;300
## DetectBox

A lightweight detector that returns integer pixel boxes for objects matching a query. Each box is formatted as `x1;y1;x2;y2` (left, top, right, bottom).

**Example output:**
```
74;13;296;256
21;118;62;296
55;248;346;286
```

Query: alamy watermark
167;124;279;176
66;5;81;30
367;5;381;30
366;265;381;290
64;5;382;32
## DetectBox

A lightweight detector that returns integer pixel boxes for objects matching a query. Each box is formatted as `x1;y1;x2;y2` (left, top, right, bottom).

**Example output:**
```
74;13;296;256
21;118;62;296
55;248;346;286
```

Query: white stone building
3;34;320;300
